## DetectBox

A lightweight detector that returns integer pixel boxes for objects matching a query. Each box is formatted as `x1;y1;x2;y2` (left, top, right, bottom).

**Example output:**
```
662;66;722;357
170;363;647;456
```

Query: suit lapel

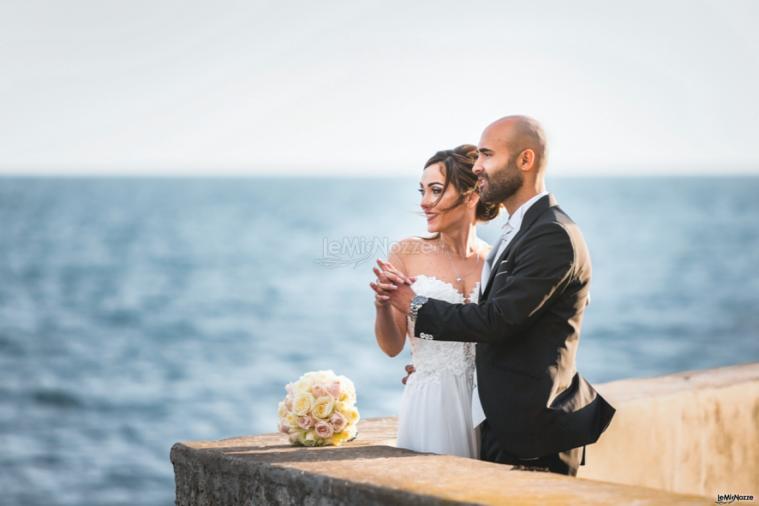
481;194;558;301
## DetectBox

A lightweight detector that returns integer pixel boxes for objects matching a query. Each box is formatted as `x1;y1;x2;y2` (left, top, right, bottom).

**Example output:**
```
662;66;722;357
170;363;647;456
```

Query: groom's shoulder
526;205;585;246
546;203;573;222
552;206;583;232
541;204;579;231
540;206;589;257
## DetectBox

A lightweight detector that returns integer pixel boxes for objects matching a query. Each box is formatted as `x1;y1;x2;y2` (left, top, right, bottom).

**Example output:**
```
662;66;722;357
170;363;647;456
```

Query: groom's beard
479;157;523;205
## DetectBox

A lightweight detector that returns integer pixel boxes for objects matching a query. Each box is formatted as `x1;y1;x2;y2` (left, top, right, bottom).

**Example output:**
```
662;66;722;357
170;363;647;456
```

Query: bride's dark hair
423;144;501;223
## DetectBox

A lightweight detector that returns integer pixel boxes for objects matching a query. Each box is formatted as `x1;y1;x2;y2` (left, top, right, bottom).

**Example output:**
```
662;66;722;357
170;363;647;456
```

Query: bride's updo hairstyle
424;144;501;222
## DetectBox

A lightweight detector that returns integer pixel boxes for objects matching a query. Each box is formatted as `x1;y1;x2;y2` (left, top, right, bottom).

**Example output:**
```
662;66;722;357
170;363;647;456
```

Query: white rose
312;395;336;419
293;392;315;416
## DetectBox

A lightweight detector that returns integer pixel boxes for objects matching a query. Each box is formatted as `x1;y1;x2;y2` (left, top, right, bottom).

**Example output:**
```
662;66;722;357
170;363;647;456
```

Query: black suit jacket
413;194;615;458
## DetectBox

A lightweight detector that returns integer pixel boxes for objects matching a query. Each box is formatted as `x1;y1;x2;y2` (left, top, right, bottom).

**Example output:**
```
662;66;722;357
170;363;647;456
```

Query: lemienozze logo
715;493;754;504
315;236;441;269
314;236;390;269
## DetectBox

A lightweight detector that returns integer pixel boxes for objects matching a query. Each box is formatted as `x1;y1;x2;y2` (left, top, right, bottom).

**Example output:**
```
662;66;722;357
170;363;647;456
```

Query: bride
370;144;500;458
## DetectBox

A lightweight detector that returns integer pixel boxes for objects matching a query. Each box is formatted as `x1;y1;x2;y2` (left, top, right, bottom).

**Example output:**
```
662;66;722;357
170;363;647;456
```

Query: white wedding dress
396;274;480;459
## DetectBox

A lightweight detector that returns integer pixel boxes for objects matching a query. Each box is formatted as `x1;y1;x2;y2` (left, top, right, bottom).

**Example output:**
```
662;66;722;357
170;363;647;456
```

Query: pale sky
1;0;758;176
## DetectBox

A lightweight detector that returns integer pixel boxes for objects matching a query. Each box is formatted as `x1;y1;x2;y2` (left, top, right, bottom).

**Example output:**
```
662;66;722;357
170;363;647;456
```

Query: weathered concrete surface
172;363;758;505
579;362;759;499
171;416;709;505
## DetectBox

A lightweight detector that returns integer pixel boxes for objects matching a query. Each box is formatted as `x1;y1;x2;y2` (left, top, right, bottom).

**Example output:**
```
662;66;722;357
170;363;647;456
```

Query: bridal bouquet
277;370;360;447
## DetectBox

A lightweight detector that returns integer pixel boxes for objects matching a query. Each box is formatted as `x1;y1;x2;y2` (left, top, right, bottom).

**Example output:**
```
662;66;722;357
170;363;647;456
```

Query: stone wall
580;362;758;498
171;362;759;505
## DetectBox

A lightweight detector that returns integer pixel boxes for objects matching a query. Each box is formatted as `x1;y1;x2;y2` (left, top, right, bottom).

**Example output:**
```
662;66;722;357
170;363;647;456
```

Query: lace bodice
406;275;478;385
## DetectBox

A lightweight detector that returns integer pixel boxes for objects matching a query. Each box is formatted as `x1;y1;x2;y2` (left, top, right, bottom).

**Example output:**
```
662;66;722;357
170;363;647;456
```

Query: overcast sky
1;0;758;176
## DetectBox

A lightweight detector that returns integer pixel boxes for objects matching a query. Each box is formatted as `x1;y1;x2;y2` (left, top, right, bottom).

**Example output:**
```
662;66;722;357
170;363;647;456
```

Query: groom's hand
401;364;416;385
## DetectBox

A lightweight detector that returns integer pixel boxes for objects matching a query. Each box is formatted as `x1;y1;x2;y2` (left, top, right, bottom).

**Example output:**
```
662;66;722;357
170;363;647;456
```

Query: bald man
382;116;616;476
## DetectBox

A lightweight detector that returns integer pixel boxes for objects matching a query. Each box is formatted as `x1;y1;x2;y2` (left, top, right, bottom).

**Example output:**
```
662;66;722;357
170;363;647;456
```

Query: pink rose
297;415;314;430
278;421;291;434
311;384;328;398
330;412;347;432
314;420;334;439
327;381;342;399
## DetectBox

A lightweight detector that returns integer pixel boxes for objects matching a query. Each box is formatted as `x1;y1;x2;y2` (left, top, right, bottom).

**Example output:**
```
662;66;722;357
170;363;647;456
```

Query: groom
382;115;615;476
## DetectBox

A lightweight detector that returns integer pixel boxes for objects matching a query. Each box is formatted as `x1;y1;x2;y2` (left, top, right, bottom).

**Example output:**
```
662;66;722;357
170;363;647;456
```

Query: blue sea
1;176;758;505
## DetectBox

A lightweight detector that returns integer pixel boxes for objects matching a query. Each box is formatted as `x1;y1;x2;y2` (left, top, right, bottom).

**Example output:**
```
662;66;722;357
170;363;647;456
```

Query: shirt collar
502;191;550;234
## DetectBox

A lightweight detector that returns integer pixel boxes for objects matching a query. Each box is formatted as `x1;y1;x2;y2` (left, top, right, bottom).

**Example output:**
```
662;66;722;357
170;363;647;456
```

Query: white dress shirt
472;191;549;428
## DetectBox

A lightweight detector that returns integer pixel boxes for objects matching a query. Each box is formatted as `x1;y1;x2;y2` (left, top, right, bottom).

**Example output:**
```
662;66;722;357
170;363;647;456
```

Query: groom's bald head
483;115;548;174
473;115;549;209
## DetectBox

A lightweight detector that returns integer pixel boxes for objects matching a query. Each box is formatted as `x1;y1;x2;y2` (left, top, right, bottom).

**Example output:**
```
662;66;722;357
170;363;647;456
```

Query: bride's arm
373;250;409;357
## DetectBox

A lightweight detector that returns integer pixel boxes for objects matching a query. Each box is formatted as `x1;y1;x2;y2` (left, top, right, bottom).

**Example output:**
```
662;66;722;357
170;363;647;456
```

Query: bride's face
418;163;477;233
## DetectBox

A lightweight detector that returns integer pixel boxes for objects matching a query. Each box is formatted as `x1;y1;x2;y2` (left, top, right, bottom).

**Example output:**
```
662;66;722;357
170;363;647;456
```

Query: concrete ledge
171;363;758;505
580;362;759;498
171;417;709;505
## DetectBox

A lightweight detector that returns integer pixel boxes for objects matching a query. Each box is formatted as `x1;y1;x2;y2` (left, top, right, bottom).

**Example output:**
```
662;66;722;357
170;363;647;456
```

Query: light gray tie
473;221;515;427
479;222;514;291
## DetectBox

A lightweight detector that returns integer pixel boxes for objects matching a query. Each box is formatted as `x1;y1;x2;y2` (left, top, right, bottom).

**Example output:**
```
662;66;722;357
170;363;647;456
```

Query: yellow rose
345;406;360;424
312;395;336;419
293;392;315;416
277;401;288;419
337;376;356;400
328;431;351;446
335;400;353;414
339;390;356;404
286;412;298;428
334;401;349;415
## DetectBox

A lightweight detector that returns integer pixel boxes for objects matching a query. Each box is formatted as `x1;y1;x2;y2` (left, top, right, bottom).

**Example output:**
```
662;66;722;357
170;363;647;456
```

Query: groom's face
473;128;523;205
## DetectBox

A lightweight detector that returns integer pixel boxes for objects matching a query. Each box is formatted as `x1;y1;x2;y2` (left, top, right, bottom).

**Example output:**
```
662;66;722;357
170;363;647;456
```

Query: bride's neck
438;223;478;257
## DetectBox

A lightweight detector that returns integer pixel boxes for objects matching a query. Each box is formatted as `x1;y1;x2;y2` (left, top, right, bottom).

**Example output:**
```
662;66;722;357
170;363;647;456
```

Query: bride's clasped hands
369;258;415;311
